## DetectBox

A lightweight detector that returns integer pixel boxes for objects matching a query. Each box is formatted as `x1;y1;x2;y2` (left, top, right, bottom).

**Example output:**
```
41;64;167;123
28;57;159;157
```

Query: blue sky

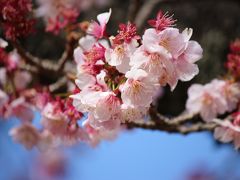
0;116;239;180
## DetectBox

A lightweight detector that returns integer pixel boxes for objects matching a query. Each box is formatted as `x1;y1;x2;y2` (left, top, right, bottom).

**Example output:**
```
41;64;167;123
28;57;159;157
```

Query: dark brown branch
49;76;67;93
149;105;197;125
125;120;217;134
19;63;38;74
123;105;218;134
11;41;42;67
11;33;80;75
56;32;80;72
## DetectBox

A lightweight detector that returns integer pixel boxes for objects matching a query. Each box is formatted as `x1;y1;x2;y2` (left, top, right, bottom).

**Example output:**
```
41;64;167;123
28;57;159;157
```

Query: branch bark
125;120;217;134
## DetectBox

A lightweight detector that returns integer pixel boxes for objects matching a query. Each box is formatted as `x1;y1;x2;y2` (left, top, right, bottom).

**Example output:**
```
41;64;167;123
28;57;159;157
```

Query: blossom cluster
36;0;110;34
71;9;203;145
186;79;240;122
0;9;203;150
0;38;89;150
0;0;35;41
186;39;240;149
36;0;80;34
225;39;240;79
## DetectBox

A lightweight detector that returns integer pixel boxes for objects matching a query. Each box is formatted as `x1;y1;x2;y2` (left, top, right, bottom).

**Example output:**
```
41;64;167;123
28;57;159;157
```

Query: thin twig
56;33;79;71
12;41;42;67
149;105;197;125
125;120;217;134
49;76;67;93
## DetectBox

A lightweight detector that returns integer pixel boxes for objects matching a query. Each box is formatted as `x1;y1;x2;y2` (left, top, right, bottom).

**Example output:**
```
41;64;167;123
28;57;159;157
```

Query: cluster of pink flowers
0;9;204;150
71;9;203;144
186;38;240;149
0;38;88;150
186;79;240;122
0;39;33;122
36;0;80;34
225;39;240;79
213;114;240;149
0;0;35;41
36;0;110;34
8;91;90;150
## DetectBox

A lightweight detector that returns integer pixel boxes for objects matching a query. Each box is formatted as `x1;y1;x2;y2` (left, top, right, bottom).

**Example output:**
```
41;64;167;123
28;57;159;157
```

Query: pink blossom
174;29;203;81
87;9;111;39
113;22;140;44
34;92;51;110
36;0;80;33
120;69;159;107
130;46;178;90
94;92;121;120
96;70;108;89
70;87;103;113
9;123;40;150
121;104;148;123
6;50;20;71
14;71;32;90
60;122;89;146
148;10;176;31
78;35;96;51
221;82;240;112
143;28;186;59
83;120;119;147
5;97;34;122
41;102;68;135
141;27;202;87
74;42;106;76
213;117;240;149
75;72;96;90
105;40;138;73
41;101;88;146
87;112;121;131
0;38;8;48
74;47;85;66
186;79;228;122
37;130;57;152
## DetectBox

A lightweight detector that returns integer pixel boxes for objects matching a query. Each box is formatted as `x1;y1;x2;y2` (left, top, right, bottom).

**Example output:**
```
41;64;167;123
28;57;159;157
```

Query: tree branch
49;76;67;93
125;120;217;134
11;32;80;76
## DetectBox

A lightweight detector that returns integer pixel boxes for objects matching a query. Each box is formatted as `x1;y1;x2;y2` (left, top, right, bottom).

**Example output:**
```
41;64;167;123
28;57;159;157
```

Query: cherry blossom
214;115;240;149
36;0;80;34
0;7;208;150
0;38;8;48
148;10;176;31
0;0;35;41
9;123;40;150
105;39;138;73
186;79;240;122
14;71;32;91
5;97;34;122
120;69;159;107
87;9;112;39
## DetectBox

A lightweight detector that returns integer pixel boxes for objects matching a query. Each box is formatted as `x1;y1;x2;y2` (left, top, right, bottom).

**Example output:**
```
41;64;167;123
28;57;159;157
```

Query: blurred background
2;0;240;179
